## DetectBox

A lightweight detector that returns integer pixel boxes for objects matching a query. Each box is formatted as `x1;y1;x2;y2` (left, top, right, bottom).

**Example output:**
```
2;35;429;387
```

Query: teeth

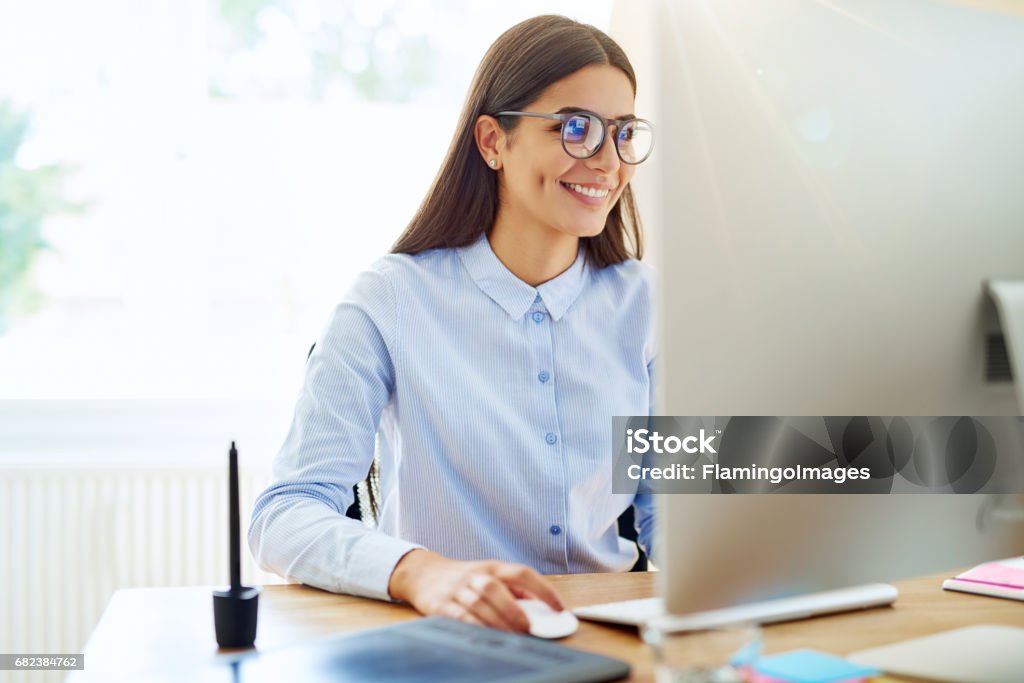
564;182;610;198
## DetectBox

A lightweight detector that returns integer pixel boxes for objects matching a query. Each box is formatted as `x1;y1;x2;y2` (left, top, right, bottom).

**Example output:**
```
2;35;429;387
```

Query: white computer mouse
517;599;579;639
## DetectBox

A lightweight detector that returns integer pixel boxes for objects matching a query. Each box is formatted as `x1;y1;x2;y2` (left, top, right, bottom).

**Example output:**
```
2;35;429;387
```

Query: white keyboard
573;597;665;625
573;583;899;631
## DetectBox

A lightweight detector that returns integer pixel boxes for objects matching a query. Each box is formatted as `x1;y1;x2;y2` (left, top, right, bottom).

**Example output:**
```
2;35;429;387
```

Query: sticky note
753;649;880;683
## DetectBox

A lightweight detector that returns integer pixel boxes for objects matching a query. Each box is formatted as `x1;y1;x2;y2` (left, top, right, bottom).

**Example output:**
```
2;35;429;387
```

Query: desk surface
72;570;1024;682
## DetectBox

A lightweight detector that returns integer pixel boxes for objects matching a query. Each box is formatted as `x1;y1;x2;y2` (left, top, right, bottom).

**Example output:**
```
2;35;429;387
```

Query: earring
488;159;497;168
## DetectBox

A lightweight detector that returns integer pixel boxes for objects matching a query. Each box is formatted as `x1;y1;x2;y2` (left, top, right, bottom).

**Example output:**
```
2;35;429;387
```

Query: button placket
525;300;565;552
527;303;558;449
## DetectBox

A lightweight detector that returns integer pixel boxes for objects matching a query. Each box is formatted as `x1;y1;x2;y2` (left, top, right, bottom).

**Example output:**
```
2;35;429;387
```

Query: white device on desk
575;583;897;630
576;495;1021;629
518;599;579;639
586;0;1024;629
849;625;1024;683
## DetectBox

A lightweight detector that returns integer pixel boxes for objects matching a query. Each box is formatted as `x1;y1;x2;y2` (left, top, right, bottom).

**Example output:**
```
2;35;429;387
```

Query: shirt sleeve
248;264;423;601
632;357;657;564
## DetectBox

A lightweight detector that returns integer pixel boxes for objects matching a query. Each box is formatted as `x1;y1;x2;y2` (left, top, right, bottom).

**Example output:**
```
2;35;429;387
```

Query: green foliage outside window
0;101;81;334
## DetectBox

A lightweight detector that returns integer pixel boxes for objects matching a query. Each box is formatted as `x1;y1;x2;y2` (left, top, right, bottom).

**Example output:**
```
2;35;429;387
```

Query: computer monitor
616;0;1024;616
644;0;1024;417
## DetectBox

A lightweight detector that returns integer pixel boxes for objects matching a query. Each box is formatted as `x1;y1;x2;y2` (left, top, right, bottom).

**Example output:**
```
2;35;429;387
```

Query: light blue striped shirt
249;233;656;600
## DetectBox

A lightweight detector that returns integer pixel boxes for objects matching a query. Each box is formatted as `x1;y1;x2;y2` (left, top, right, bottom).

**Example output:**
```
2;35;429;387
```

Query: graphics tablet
143;617;629;683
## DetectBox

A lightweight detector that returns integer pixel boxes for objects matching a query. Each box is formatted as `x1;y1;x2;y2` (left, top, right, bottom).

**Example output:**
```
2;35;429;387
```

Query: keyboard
573;597;665;625
573;583;899;631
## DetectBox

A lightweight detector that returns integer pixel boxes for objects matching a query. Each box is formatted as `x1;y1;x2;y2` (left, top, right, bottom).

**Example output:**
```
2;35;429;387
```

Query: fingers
440;601;484;627
494;564;565;612
455;582;526;632
474;574;532;632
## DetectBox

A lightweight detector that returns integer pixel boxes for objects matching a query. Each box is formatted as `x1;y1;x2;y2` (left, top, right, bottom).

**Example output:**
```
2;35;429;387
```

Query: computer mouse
517;599;579;639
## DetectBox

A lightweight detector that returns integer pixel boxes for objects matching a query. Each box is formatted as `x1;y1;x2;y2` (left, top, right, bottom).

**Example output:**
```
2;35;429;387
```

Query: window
0;0;613;402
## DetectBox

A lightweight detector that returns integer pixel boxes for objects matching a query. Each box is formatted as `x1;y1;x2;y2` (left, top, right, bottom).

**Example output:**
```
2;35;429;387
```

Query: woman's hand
387;549;565;632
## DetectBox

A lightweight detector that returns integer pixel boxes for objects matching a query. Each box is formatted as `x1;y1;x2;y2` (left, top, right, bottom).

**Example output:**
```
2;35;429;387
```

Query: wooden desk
71;571;1023;682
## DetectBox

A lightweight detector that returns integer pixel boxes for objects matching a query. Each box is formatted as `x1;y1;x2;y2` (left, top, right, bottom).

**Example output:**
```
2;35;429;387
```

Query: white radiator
0;466;283;683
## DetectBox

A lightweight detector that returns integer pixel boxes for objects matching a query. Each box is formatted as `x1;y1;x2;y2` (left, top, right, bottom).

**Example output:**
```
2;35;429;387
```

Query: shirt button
532;311;545;323
538;371;550;383
549;525;562;536
545;432;557;445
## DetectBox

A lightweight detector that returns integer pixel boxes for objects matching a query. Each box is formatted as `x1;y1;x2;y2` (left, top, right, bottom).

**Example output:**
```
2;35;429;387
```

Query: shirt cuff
345;532;424;602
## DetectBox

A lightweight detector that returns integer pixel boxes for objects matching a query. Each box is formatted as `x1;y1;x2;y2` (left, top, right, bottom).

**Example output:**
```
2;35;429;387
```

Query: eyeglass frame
491;110;655;165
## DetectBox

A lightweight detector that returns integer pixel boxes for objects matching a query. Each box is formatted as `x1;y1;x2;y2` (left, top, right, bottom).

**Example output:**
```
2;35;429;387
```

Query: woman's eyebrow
554;106;636;120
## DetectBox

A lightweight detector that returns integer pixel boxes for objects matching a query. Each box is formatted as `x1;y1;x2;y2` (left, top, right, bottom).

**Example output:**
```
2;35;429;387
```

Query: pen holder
213;586;260;648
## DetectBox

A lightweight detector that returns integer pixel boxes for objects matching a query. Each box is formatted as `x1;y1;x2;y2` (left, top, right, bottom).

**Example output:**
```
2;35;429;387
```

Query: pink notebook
942;557;1024;602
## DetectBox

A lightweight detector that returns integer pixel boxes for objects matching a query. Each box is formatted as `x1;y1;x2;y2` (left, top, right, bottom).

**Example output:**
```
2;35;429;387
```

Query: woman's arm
248;267;421;599
633;358;657;563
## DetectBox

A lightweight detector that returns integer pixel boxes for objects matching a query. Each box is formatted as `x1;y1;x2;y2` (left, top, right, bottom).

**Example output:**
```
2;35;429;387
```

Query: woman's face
496;64;638;240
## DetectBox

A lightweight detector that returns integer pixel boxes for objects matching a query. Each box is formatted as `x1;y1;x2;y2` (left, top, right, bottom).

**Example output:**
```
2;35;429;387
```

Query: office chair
305;342;647;571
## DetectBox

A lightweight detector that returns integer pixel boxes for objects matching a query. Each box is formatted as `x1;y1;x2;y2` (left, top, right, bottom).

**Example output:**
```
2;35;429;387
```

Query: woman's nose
585;127;621;175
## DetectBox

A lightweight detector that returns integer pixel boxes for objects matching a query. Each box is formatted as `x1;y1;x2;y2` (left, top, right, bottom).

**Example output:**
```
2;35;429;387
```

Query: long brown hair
391;15;644;268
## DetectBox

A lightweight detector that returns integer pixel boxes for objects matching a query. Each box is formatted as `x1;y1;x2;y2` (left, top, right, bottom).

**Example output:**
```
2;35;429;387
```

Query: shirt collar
457;233;587;322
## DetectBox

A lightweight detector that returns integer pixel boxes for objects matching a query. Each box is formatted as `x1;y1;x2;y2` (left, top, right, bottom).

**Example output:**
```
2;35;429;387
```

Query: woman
249;15;656;634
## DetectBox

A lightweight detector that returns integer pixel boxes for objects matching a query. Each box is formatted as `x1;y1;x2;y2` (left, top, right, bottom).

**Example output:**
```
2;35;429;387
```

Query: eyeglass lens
562;113;653;164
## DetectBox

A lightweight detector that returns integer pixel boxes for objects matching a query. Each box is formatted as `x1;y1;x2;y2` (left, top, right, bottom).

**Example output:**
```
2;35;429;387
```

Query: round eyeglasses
493;110;655;165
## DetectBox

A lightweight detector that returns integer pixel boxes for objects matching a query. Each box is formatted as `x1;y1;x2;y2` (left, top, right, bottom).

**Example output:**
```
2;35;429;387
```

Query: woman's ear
474;115;504;169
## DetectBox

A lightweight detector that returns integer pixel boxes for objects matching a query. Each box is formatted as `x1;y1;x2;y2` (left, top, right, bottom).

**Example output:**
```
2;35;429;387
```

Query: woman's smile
559;181;615;206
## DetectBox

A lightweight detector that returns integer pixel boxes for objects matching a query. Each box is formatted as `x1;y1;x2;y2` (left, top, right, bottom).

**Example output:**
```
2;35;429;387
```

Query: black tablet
146;617;630;683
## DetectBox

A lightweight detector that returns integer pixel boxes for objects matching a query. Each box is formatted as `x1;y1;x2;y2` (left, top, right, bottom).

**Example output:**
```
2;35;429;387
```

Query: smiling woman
248;14;657;636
